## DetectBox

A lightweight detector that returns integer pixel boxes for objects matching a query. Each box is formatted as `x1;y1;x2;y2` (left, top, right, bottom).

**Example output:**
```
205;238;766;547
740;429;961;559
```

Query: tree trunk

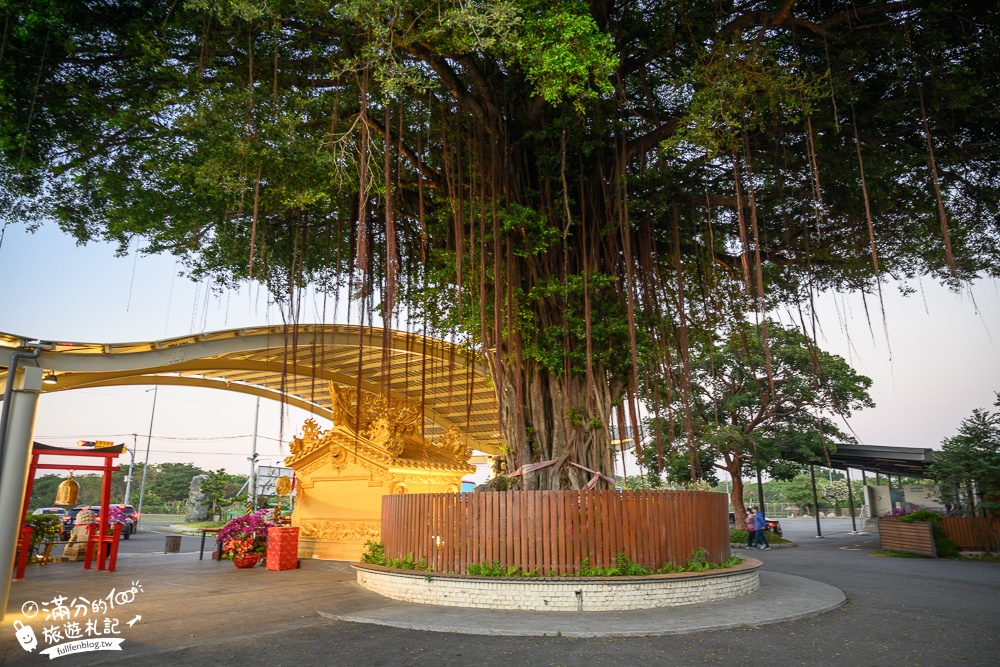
720;451;748;524
730;474;748;525
498;360;618;490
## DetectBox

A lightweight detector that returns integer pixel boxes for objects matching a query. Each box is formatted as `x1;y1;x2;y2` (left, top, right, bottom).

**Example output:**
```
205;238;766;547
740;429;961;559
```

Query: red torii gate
20;442;123;572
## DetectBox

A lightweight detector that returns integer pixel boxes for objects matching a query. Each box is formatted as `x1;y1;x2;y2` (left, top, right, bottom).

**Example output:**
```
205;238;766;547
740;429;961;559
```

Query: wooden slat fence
878;519;936;557
380;490;729;575
941;517;1000;551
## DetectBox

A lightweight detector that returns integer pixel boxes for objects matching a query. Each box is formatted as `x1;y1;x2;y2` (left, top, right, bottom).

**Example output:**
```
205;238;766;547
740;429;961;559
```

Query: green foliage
360;540;386;565
615;551;651;576
648;319;872;509
360;541;428;569
200;469;248;521
721;554;743;569
502;203;562;258
515;0;617;111
384;553;428;571
899;511;961;558
929;396;1000;516
449;548;746;577
729;528;789;545
669;39;825;156
871;550;932;559
4;0;1000;493
22;514;63;562
466;560;531;577
684;547;711;572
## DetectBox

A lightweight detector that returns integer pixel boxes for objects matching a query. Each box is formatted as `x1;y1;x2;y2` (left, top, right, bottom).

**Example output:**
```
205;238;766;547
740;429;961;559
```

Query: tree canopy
2;1;998;489
929;393;1000;516
646;318;872;518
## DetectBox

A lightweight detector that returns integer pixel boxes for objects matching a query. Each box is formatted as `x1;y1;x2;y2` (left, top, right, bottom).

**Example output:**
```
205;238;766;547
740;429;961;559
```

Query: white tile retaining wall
353;560;761;612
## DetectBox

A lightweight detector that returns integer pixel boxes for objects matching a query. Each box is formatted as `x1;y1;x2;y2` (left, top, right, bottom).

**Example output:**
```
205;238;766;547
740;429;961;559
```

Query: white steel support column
0;366;43;621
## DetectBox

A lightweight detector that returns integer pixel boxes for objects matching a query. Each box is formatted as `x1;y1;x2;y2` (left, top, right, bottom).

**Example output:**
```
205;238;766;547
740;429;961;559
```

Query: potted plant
217;509;274;568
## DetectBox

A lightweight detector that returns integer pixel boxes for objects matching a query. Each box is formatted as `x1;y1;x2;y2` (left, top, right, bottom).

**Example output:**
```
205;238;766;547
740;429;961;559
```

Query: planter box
878;519;936;557
266;527;299;571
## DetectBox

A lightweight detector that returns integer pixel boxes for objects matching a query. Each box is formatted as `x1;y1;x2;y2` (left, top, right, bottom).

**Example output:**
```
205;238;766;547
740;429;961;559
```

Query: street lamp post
136;387;158;527
122;434;137;505
249;396;260;510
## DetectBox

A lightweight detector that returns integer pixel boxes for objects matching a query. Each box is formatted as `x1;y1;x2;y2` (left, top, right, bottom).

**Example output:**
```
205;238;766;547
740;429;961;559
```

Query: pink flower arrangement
217;510;274;560
106;505;126;525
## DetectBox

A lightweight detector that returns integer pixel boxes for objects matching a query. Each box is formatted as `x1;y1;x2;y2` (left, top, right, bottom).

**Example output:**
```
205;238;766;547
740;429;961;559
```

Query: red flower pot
233;555;260;569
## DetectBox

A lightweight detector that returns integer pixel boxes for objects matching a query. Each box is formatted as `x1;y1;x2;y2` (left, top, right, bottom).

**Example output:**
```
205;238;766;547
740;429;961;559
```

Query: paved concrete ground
2;518;998;666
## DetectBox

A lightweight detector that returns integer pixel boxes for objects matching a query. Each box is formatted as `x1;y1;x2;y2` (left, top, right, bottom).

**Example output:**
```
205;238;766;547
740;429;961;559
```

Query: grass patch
871;549;931;558
730;528;790;545
361;542;743;577
141;514;186;522
184;520;226;529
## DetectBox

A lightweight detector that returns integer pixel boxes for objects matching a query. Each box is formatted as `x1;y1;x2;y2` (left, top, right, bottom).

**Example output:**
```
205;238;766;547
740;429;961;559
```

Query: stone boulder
186;474;211;521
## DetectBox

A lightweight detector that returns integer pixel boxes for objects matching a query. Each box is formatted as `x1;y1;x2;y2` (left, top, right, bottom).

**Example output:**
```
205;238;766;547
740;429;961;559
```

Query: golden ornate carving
429;426;472;463
329;382;422;458
288;418;326;462
300;519;381;542
275;476;293;496
295;453;331;478
390;473;465;487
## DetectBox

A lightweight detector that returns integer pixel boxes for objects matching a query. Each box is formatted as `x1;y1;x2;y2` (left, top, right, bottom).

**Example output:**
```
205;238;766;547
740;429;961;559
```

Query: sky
2;221;999;483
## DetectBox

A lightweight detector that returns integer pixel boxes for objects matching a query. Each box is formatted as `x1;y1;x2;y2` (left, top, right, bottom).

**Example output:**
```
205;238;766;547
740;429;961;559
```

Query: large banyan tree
2;1;999;489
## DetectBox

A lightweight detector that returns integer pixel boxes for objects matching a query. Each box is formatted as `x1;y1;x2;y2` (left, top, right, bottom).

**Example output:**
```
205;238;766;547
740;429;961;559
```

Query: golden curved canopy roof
0;325;502;454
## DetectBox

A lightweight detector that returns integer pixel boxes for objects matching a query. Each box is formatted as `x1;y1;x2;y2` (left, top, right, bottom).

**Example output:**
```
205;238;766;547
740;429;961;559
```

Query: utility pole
123;434;137;505
250;397;260;509
137;387;158;527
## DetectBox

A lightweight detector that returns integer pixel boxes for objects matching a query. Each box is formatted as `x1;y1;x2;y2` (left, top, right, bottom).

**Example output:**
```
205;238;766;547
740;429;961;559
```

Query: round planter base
353;559;761;612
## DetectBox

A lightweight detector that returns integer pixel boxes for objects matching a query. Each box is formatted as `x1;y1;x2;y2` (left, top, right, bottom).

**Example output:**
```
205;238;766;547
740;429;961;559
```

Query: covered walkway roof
827;443;936;478
0;325;502;454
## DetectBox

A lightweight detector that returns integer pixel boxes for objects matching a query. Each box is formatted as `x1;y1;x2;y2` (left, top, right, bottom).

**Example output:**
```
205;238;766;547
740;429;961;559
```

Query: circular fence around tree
380;489;729;575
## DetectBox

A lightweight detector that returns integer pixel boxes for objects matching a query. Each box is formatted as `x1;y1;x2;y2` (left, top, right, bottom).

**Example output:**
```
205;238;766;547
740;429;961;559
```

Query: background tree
647;320;873;522
930;394;1000;517
153;463;210;506
2;1;998;489
200;469;248;520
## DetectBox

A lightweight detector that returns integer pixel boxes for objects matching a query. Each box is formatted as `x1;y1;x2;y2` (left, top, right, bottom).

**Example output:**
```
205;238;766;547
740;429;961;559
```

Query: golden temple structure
285;383;474;560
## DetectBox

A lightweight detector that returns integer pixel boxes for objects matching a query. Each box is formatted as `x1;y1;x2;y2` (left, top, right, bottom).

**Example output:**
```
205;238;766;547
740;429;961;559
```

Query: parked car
62;504;136;540
90;505;137;539
32;507;68;517
114;505;139;536
33;507;73;539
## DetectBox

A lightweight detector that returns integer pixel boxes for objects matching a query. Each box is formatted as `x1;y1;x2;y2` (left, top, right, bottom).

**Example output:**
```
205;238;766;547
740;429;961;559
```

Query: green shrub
685;547;711;572
23;514;62;562
729;528;789;544
360;540;386;565
385;552;427;570
899;511;961;558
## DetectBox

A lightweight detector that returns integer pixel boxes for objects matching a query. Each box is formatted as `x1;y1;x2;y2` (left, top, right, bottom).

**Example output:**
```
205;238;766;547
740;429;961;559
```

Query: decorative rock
186;474;211;521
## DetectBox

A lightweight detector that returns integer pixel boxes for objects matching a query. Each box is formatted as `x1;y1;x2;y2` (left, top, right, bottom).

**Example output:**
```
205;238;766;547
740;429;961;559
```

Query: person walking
744;508;757;549
754;506;771;550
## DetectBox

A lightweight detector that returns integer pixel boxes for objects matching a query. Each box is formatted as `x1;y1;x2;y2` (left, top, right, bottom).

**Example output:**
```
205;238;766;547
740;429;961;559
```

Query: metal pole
756;468;766;517
0;364;43;621
136;387;158;527
250;396;260;509
810;464;823;537
0;345;43;476
846;467;858;533
123;434;137;505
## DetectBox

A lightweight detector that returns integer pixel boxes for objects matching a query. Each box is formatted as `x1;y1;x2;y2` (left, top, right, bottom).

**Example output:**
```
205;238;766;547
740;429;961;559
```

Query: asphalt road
3;518;998;666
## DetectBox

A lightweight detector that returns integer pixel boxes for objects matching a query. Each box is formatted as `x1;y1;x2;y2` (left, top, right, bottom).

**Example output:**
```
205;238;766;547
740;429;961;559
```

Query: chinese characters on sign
13;581;144;659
